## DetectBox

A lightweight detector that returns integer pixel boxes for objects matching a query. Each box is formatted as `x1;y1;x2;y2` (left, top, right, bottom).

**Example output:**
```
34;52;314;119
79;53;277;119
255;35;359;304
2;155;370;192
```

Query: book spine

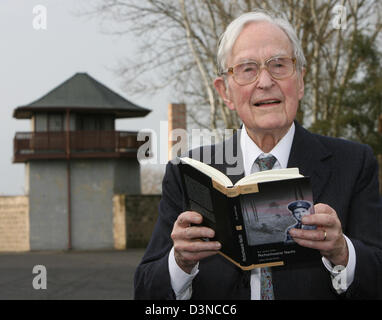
230;197;250;266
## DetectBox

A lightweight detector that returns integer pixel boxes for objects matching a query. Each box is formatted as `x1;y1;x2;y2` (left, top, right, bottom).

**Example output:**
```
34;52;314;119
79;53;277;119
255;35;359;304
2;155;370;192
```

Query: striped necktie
253;154;277;300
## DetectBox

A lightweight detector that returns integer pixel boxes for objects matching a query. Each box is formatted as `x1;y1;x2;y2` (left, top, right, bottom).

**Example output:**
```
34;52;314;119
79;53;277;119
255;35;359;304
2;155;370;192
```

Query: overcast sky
0;0;170;195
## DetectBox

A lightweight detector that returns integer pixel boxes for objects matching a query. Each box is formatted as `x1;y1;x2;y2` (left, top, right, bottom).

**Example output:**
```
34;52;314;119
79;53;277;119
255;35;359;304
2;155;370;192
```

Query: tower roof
13;73;151;119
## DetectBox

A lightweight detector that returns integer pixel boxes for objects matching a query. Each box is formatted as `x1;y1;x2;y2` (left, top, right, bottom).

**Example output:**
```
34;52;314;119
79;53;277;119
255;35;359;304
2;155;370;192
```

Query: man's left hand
289;203;349;266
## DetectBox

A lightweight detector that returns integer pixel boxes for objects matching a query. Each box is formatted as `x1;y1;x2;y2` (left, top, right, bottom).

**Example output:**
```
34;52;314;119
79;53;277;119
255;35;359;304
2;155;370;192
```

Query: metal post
379;115;382;195
66;109;72;250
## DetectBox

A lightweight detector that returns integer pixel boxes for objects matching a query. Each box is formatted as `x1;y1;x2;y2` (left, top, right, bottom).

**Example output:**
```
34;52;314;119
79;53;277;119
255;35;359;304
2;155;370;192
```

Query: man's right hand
171;211;221;274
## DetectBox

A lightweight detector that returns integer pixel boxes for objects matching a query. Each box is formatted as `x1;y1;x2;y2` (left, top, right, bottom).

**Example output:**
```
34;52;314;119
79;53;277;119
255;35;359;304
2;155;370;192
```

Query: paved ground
0;249;145;300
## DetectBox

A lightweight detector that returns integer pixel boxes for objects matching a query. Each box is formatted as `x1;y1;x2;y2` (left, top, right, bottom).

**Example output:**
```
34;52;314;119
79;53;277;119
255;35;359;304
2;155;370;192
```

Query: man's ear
214;77;235;110
297;67;306;100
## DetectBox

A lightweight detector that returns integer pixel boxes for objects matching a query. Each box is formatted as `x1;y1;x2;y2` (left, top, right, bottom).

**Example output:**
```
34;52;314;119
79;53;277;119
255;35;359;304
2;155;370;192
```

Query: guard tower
13;73;151;250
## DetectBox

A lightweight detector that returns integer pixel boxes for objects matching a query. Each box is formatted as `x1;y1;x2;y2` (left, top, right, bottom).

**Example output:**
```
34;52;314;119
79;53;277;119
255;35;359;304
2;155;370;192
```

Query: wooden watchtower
13;73;150;250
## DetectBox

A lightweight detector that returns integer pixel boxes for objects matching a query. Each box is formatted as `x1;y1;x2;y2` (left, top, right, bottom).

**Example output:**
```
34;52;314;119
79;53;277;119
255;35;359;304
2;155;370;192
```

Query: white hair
217;10;306;74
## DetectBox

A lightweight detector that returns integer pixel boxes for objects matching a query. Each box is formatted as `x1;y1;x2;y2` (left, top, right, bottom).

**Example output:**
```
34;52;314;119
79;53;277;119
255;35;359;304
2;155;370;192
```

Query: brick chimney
168;103;187;160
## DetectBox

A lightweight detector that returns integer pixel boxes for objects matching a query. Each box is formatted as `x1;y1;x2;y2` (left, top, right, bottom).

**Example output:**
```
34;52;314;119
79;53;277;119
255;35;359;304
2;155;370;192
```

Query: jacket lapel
287;122;332;202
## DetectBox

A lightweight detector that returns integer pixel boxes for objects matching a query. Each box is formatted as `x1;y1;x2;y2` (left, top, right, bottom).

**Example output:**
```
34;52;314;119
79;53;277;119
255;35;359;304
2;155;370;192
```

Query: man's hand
171;211;221;274
288;203;349;266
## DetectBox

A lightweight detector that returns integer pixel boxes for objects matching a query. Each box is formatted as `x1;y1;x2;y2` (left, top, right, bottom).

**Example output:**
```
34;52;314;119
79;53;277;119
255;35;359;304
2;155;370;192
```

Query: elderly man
134;10;382;299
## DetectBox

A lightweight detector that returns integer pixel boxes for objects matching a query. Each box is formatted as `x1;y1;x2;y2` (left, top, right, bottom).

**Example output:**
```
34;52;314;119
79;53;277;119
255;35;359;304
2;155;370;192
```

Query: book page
180;157;233;187
235;168;302;186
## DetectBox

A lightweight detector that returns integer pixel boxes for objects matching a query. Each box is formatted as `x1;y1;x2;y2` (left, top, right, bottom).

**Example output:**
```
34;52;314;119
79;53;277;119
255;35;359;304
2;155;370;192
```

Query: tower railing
13;130;150;162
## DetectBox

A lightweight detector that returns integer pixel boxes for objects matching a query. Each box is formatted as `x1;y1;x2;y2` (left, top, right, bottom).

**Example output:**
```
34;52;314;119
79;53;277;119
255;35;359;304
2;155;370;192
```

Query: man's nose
255;67;274;89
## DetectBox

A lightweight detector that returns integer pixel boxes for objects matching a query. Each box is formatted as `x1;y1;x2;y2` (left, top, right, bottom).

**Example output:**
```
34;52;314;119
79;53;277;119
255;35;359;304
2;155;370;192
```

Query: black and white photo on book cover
240;178;315;247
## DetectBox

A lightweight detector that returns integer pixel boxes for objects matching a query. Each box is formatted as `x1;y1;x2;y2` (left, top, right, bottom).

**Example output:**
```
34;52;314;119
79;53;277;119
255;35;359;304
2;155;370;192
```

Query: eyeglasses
220;56;296;86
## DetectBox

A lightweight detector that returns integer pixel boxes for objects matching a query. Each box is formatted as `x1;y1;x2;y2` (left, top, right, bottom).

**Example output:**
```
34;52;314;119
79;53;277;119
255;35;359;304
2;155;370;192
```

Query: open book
178;157;319;270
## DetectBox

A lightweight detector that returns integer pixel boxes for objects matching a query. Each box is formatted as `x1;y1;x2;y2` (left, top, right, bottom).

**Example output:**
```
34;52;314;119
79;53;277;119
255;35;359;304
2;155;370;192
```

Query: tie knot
255;154;277;171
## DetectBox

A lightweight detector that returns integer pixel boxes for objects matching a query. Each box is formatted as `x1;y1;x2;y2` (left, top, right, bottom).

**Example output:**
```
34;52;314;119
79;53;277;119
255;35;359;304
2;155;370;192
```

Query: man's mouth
253;99;281;107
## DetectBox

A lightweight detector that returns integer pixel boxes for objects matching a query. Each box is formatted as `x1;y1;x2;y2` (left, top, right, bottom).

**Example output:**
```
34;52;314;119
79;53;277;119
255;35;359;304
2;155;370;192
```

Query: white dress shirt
169;123;356;299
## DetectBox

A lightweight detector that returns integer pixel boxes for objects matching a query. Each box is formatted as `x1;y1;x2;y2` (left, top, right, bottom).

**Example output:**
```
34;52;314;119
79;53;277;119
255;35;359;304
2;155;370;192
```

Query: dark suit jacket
134;122;382;299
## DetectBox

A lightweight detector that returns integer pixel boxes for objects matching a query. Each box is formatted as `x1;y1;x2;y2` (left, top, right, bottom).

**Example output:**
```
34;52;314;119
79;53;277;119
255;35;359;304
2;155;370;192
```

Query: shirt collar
240;122;295;176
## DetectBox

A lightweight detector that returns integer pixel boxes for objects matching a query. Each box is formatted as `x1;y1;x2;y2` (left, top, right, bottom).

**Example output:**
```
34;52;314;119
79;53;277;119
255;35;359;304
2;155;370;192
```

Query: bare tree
296;0;382;137
81;0;244;132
